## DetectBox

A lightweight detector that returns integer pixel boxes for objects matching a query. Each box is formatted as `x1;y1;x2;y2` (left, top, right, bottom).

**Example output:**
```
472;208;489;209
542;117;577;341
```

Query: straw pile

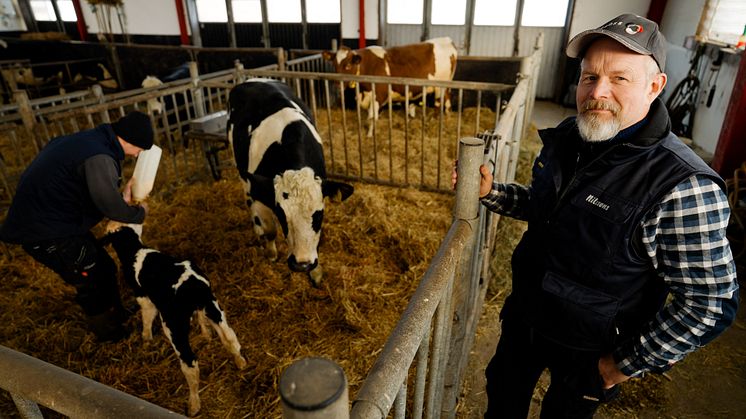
0;177;453;417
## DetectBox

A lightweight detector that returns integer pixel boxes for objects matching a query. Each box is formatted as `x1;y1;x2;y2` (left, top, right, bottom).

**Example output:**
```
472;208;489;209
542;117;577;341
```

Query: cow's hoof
265;241;278;261
308;267;323;287
187;399;201;417
236;355;248;370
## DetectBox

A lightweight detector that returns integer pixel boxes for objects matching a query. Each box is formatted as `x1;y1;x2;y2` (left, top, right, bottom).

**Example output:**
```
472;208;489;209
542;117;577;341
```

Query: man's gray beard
577;112;622;142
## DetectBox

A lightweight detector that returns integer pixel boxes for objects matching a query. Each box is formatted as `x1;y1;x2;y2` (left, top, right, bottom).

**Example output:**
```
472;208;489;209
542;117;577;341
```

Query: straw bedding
0;178;453;417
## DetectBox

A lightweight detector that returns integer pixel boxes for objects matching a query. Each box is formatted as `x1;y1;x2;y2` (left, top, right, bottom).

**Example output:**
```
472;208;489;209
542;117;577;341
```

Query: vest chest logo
585;194;610;211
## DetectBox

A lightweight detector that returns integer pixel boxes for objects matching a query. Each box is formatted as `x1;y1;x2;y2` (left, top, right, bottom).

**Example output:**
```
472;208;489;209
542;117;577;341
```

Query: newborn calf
102;221;247;416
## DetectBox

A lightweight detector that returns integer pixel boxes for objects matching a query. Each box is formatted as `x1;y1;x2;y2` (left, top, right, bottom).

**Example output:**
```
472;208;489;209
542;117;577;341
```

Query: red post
711;50;746;178
358;0;366;48
71;0;88;41
174;0;191;46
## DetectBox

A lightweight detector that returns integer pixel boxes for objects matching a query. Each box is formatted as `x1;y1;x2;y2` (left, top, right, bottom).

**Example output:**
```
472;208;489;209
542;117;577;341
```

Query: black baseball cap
566;13;667;71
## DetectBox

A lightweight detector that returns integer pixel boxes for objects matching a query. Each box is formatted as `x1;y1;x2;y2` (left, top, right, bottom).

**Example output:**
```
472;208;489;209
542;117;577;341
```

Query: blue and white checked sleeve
479;182;531;220
614;174;739;377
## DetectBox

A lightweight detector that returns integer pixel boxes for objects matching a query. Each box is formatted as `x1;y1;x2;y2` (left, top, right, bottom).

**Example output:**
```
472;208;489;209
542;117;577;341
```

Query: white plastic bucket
131;145;162;202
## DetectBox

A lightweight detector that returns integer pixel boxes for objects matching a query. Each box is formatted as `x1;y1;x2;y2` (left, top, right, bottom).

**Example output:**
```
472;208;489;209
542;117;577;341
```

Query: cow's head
322;46;363;88
249;167;354;273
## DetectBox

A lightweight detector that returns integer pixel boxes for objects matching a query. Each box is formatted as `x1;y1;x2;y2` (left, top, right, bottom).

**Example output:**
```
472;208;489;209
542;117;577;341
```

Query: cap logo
601;21;623;29
625;24;643;35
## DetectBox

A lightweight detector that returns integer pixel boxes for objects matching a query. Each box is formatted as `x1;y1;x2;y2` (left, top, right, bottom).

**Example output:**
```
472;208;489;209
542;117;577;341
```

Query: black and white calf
227;79;353;286
101;221;246;417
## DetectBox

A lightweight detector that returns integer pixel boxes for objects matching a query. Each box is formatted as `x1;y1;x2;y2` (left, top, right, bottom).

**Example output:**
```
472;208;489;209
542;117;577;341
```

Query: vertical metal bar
420;89;426;187
387;84;393;182
434;269;455;417
171;93;184;141
424;291;447;419
259;0;268;46
225;0;237;48
8;129;22;166
371;82;378;180
456;89;464;156
13;90;39;153
404;84;410;185
309;79;318;126
300;0;308;50
184;0;202;47
11;393;43;419
324;80;335;173
464;0;476;55
340;81;350;177
412;325;431;419
475;90;482;135
437;87;444;190
189;64;205;127
394;381;407;419
355;83;364;179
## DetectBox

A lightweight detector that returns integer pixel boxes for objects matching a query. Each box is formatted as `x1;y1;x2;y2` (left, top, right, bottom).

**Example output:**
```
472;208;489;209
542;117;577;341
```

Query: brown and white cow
323;37;458;136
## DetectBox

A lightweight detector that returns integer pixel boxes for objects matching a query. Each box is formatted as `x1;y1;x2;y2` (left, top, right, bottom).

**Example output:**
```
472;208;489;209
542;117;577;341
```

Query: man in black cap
0;111;154;342
453;13;738;418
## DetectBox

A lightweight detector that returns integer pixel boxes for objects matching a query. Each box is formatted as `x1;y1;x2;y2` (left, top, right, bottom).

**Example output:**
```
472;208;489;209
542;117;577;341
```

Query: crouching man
0;111;154;342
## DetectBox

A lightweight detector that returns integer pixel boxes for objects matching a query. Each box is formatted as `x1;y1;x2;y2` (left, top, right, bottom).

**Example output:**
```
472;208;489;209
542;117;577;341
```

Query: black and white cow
101;221;247;417
227;79;353;286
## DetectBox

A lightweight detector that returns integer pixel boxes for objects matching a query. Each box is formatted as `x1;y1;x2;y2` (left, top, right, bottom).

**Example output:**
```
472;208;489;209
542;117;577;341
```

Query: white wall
81;0;183;36
341;0;378;39
568;0;651;38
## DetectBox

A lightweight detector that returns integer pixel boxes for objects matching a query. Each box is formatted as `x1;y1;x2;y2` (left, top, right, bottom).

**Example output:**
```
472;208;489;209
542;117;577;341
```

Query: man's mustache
580;100;620;115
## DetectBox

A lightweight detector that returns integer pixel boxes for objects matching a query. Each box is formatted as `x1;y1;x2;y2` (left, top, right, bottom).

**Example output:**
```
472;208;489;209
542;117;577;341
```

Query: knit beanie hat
111;111;154;150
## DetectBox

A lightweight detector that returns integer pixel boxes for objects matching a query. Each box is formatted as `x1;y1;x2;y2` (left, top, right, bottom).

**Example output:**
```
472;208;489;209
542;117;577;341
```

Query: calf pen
0;34;543;418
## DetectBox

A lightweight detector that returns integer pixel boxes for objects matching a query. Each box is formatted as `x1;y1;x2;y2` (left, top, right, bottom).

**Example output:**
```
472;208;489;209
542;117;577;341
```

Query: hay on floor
0;178;453;417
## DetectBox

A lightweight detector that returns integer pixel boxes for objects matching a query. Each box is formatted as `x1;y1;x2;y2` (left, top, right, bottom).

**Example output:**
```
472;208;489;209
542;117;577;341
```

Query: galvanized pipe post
280;357;349;419
454;137;484;221
436;137;484;418
13;90;39;154
189;61;206;118
234;60;246;84
90;84;111;123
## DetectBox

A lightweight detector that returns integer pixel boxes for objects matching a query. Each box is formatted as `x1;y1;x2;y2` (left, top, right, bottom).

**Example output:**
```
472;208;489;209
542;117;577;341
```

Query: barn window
698;0;746;46
195;0;228;22
521;0;569;27
267;0;302;23
473;0;516;26
233;0;262;23
388;0;424;24
306;0;341;23
431;0;466;25
56;0;76;21
29;0;54;21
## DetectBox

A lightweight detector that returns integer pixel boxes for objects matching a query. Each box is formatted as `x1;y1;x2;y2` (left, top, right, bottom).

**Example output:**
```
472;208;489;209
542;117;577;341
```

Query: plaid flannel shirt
481;174;739;377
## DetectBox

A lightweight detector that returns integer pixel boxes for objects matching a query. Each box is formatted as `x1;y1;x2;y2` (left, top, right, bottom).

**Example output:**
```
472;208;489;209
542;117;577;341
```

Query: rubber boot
87;306;130;343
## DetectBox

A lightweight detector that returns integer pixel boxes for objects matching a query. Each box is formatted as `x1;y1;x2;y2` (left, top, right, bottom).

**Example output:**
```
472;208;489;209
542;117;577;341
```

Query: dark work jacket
0;125;124;244
505;99;725;352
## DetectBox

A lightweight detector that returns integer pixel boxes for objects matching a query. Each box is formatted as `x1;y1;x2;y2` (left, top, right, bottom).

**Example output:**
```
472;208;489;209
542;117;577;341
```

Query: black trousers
22;232;120;317
484;313;620;419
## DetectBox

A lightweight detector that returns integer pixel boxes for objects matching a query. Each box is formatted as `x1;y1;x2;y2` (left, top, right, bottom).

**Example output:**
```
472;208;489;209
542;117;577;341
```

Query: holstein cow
227;79;354;286
322;37;458;136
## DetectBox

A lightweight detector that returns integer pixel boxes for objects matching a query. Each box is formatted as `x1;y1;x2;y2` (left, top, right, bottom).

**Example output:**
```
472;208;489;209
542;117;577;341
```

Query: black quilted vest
507;99;724;351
